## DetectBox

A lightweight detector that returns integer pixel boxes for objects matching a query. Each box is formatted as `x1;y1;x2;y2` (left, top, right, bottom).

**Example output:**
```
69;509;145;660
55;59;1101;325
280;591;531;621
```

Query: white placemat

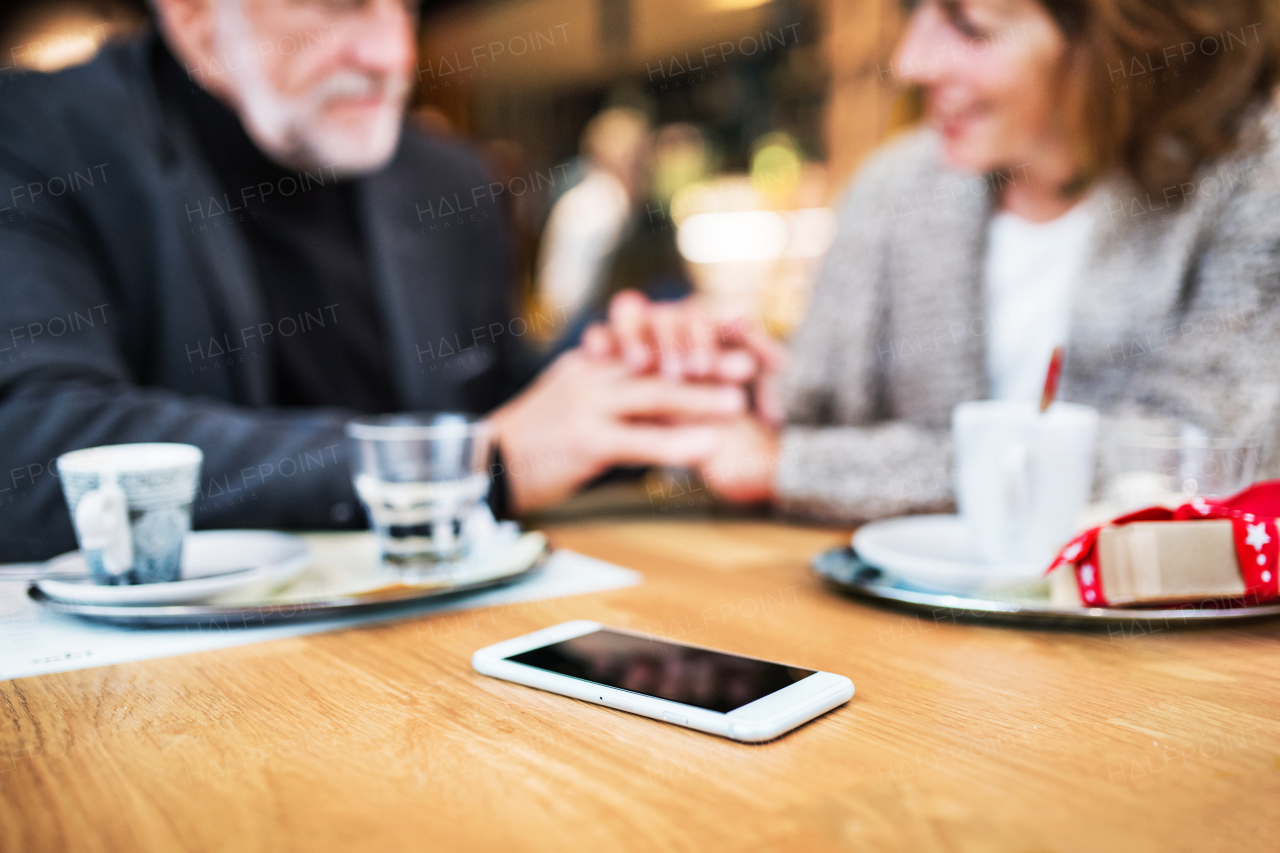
0;547;640;681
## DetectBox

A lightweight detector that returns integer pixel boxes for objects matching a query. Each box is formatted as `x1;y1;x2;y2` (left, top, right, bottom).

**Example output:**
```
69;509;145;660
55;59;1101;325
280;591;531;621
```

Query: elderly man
0;0;755;561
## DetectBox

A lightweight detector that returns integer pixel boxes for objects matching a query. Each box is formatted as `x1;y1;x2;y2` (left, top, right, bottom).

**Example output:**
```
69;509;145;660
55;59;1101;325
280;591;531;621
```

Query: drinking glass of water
346;413;494;570
1102;419;1260;513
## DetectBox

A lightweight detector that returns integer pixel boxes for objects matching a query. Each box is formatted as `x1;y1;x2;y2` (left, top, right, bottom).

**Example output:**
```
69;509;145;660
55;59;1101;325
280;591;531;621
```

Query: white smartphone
471;620;854;742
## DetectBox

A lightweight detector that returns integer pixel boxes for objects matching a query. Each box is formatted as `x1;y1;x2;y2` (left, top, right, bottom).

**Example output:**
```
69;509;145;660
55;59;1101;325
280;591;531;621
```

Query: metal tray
27;558;544;629
812;547;1280;631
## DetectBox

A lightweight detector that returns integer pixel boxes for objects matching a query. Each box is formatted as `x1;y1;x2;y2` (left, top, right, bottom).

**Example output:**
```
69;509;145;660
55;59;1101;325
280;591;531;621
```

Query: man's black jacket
0;35;529;561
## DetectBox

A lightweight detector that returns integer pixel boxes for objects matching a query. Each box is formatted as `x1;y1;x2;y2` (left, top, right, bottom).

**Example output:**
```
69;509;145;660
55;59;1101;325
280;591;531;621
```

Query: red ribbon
1047;480;1280;607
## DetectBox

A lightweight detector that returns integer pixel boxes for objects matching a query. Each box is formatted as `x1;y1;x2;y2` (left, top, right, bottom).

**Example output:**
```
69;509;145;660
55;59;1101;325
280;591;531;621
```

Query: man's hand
489;349;748;513
582;290;788;425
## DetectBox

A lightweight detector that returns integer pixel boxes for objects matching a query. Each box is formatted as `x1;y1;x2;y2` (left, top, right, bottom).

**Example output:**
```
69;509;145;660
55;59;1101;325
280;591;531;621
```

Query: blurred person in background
595;0;1280;520
535;107;651;324
0;0;752;560
604;122;709;301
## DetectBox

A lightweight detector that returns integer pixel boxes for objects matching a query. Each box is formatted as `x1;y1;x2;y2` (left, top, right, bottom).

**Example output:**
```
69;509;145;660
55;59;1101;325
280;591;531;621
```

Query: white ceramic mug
57;443;203;585
952;401;1099;565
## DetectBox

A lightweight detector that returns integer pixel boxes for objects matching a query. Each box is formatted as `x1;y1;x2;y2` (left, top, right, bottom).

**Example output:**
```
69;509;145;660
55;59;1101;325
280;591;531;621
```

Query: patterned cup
57;443;203;585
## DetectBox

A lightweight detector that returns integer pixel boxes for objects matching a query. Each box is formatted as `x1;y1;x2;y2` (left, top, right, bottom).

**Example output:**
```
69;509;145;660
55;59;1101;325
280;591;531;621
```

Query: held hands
489;349;747;513
490;291;783;514
582;290;788;426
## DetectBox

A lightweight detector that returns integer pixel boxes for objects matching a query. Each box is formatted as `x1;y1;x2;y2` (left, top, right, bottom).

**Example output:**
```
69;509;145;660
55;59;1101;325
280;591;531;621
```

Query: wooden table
3;519;1278;852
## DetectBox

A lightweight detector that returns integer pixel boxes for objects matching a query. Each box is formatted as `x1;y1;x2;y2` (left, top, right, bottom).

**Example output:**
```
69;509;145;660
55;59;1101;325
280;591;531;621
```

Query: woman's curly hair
1043;0;1280;195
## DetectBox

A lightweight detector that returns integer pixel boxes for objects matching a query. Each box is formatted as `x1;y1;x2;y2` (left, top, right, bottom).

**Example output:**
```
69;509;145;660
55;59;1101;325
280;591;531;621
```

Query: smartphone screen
505;628;815;713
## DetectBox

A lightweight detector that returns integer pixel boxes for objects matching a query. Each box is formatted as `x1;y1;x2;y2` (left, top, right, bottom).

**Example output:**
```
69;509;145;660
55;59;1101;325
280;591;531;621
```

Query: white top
536;169;631;318
983;199;1095;402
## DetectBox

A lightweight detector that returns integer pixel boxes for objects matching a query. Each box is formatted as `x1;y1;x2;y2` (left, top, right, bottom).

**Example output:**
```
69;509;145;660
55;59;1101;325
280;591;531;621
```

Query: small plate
35;530;309;606
28;531;549;628
812;547;1280;629
852;514;1043;593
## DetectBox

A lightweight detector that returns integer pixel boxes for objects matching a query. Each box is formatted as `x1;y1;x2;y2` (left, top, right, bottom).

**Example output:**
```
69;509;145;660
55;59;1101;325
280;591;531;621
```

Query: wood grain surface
2;519;1279;852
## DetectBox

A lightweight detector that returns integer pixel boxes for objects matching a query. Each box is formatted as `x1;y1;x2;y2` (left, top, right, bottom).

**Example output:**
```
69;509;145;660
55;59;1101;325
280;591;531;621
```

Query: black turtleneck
157;44;398;413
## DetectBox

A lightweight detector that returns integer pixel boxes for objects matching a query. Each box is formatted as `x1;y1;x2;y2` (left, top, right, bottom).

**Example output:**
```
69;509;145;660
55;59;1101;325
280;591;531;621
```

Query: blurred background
0;0;914;346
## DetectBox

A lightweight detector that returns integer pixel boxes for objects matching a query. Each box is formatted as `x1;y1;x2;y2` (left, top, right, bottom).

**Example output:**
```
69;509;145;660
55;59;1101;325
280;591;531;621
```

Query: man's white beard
212;4;409;176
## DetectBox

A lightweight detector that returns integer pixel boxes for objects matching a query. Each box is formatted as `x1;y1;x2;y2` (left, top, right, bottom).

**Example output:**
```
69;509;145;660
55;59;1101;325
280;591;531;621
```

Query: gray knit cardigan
776;108;1280;523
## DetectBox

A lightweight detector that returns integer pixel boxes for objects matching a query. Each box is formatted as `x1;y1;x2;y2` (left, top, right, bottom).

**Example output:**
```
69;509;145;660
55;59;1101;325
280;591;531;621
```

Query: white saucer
852;515;1045;593
36;530;309;606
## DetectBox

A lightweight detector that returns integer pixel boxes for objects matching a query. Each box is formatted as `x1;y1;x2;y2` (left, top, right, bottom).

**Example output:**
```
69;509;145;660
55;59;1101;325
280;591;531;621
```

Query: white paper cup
57;443;203;585
953;401;1098;565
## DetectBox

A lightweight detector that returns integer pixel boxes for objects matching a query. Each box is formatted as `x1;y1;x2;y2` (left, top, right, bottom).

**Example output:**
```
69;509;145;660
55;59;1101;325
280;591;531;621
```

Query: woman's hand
699;415;780;504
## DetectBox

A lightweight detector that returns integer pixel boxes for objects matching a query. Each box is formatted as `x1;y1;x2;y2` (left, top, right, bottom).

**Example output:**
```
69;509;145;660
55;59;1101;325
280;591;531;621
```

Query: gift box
1047;481;1280;608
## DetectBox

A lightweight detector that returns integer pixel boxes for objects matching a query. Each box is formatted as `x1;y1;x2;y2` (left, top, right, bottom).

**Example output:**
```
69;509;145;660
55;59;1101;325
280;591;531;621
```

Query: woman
596;0;1280;521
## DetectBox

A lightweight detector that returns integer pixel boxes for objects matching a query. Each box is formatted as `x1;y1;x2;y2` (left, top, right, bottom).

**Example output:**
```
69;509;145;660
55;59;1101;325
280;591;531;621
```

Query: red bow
1047;480;1280;607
